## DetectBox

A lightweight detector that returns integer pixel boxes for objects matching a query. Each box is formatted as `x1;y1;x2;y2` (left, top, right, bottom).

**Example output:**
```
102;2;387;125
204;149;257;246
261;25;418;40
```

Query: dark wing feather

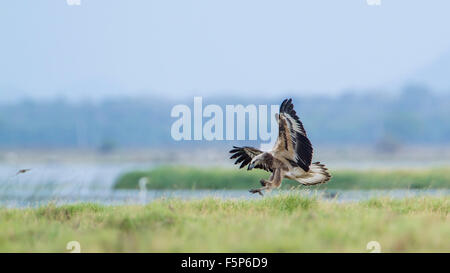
229;146;271;172
279;98;313;171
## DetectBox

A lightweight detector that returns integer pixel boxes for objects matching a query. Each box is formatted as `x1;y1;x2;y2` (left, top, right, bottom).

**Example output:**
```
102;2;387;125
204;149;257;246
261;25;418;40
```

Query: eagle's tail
297;162;331;186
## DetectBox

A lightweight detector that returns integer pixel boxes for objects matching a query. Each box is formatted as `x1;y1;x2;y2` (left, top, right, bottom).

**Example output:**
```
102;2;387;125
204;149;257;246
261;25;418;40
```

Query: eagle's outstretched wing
272;98;313;171
229;146;271;171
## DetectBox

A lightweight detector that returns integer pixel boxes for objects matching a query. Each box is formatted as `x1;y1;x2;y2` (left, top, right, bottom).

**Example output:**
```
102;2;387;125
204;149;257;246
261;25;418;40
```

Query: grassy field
114;166;450;190
0;195;448;252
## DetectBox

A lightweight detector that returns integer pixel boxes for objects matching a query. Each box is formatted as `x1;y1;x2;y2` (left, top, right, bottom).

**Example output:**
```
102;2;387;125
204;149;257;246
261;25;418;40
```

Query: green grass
0;195;448;252
114;166;450;190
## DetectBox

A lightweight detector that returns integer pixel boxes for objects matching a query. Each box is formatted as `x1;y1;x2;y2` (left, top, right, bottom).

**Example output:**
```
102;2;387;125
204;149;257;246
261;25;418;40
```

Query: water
2;188;449;208
0;163;448;208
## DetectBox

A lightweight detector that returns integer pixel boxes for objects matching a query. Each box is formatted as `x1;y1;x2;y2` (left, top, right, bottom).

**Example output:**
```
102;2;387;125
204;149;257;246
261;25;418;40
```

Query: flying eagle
229;98;331;195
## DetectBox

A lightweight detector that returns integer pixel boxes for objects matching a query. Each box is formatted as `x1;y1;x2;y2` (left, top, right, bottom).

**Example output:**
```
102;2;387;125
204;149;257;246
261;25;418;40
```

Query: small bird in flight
229;98;331;195
16;169;31;175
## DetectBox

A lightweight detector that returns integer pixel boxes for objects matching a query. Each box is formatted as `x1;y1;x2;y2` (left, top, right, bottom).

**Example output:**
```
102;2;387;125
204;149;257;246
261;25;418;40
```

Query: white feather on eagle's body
284;162;331;186
229;98;331;195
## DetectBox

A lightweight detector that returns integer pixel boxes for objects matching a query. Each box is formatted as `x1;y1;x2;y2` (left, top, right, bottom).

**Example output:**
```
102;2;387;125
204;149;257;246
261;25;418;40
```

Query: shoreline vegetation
0;195;448;252
114;166;450;190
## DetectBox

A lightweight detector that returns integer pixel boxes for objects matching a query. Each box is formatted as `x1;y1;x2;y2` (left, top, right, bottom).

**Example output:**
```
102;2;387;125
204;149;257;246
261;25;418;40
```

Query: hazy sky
1;0;450;101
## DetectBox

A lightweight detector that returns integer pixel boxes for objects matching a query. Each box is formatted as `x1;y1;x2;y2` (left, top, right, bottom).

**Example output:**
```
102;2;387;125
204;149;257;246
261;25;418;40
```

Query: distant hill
411;50;450;92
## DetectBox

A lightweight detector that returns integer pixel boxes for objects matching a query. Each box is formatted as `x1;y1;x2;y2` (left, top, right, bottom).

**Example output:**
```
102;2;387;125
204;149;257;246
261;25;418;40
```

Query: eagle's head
247;152;272;170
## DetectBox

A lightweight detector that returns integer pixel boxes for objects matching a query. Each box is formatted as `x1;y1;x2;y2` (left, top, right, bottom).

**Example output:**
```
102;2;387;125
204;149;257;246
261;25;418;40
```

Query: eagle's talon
249;189;264;196
260;179;266;186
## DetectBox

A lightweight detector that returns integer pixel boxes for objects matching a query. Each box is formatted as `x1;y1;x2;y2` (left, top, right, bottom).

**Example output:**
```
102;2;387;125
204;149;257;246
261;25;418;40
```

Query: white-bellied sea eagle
229;98;331;195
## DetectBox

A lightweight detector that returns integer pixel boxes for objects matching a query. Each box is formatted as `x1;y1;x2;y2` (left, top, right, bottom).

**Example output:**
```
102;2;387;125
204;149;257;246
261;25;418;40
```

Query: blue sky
1;0;450;101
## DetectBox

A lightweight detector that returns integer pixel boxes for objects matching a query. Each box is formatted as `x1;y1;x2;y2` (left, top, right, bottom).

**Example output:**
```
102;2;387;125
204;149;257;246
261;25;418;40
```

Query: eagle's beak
247;163;255;170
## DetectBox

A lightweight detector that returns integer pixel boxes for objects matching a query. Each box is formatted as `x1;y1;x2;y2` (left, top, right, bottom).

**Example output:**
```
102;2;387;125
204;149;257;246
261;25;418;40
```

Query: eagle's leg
249;171;276;196
271;168;284;188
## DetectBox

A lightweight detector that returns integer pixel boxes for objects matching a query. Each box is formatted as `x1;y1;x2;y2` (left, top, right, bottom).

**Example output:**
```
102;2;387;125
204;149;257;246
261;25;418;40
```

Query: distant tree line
0;85;449;149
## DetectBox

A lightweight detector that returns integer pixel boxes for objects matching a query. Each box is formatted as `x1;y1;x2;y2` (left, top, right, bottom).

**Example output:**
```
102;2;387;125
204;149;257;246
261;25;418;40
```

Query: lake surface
0;163;448;208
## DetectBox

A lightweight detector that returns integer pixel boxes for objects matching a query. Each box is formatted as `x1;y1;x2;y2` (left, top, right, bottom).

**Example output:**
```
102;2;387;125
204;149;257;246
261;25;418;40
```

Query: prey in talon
229;98;331;196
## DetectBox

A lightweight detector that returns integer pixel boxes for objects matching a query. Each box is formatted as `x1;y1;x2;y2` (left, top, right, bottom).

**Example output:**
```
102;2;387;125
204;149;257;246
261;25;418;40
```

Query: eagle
229;98;331;195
